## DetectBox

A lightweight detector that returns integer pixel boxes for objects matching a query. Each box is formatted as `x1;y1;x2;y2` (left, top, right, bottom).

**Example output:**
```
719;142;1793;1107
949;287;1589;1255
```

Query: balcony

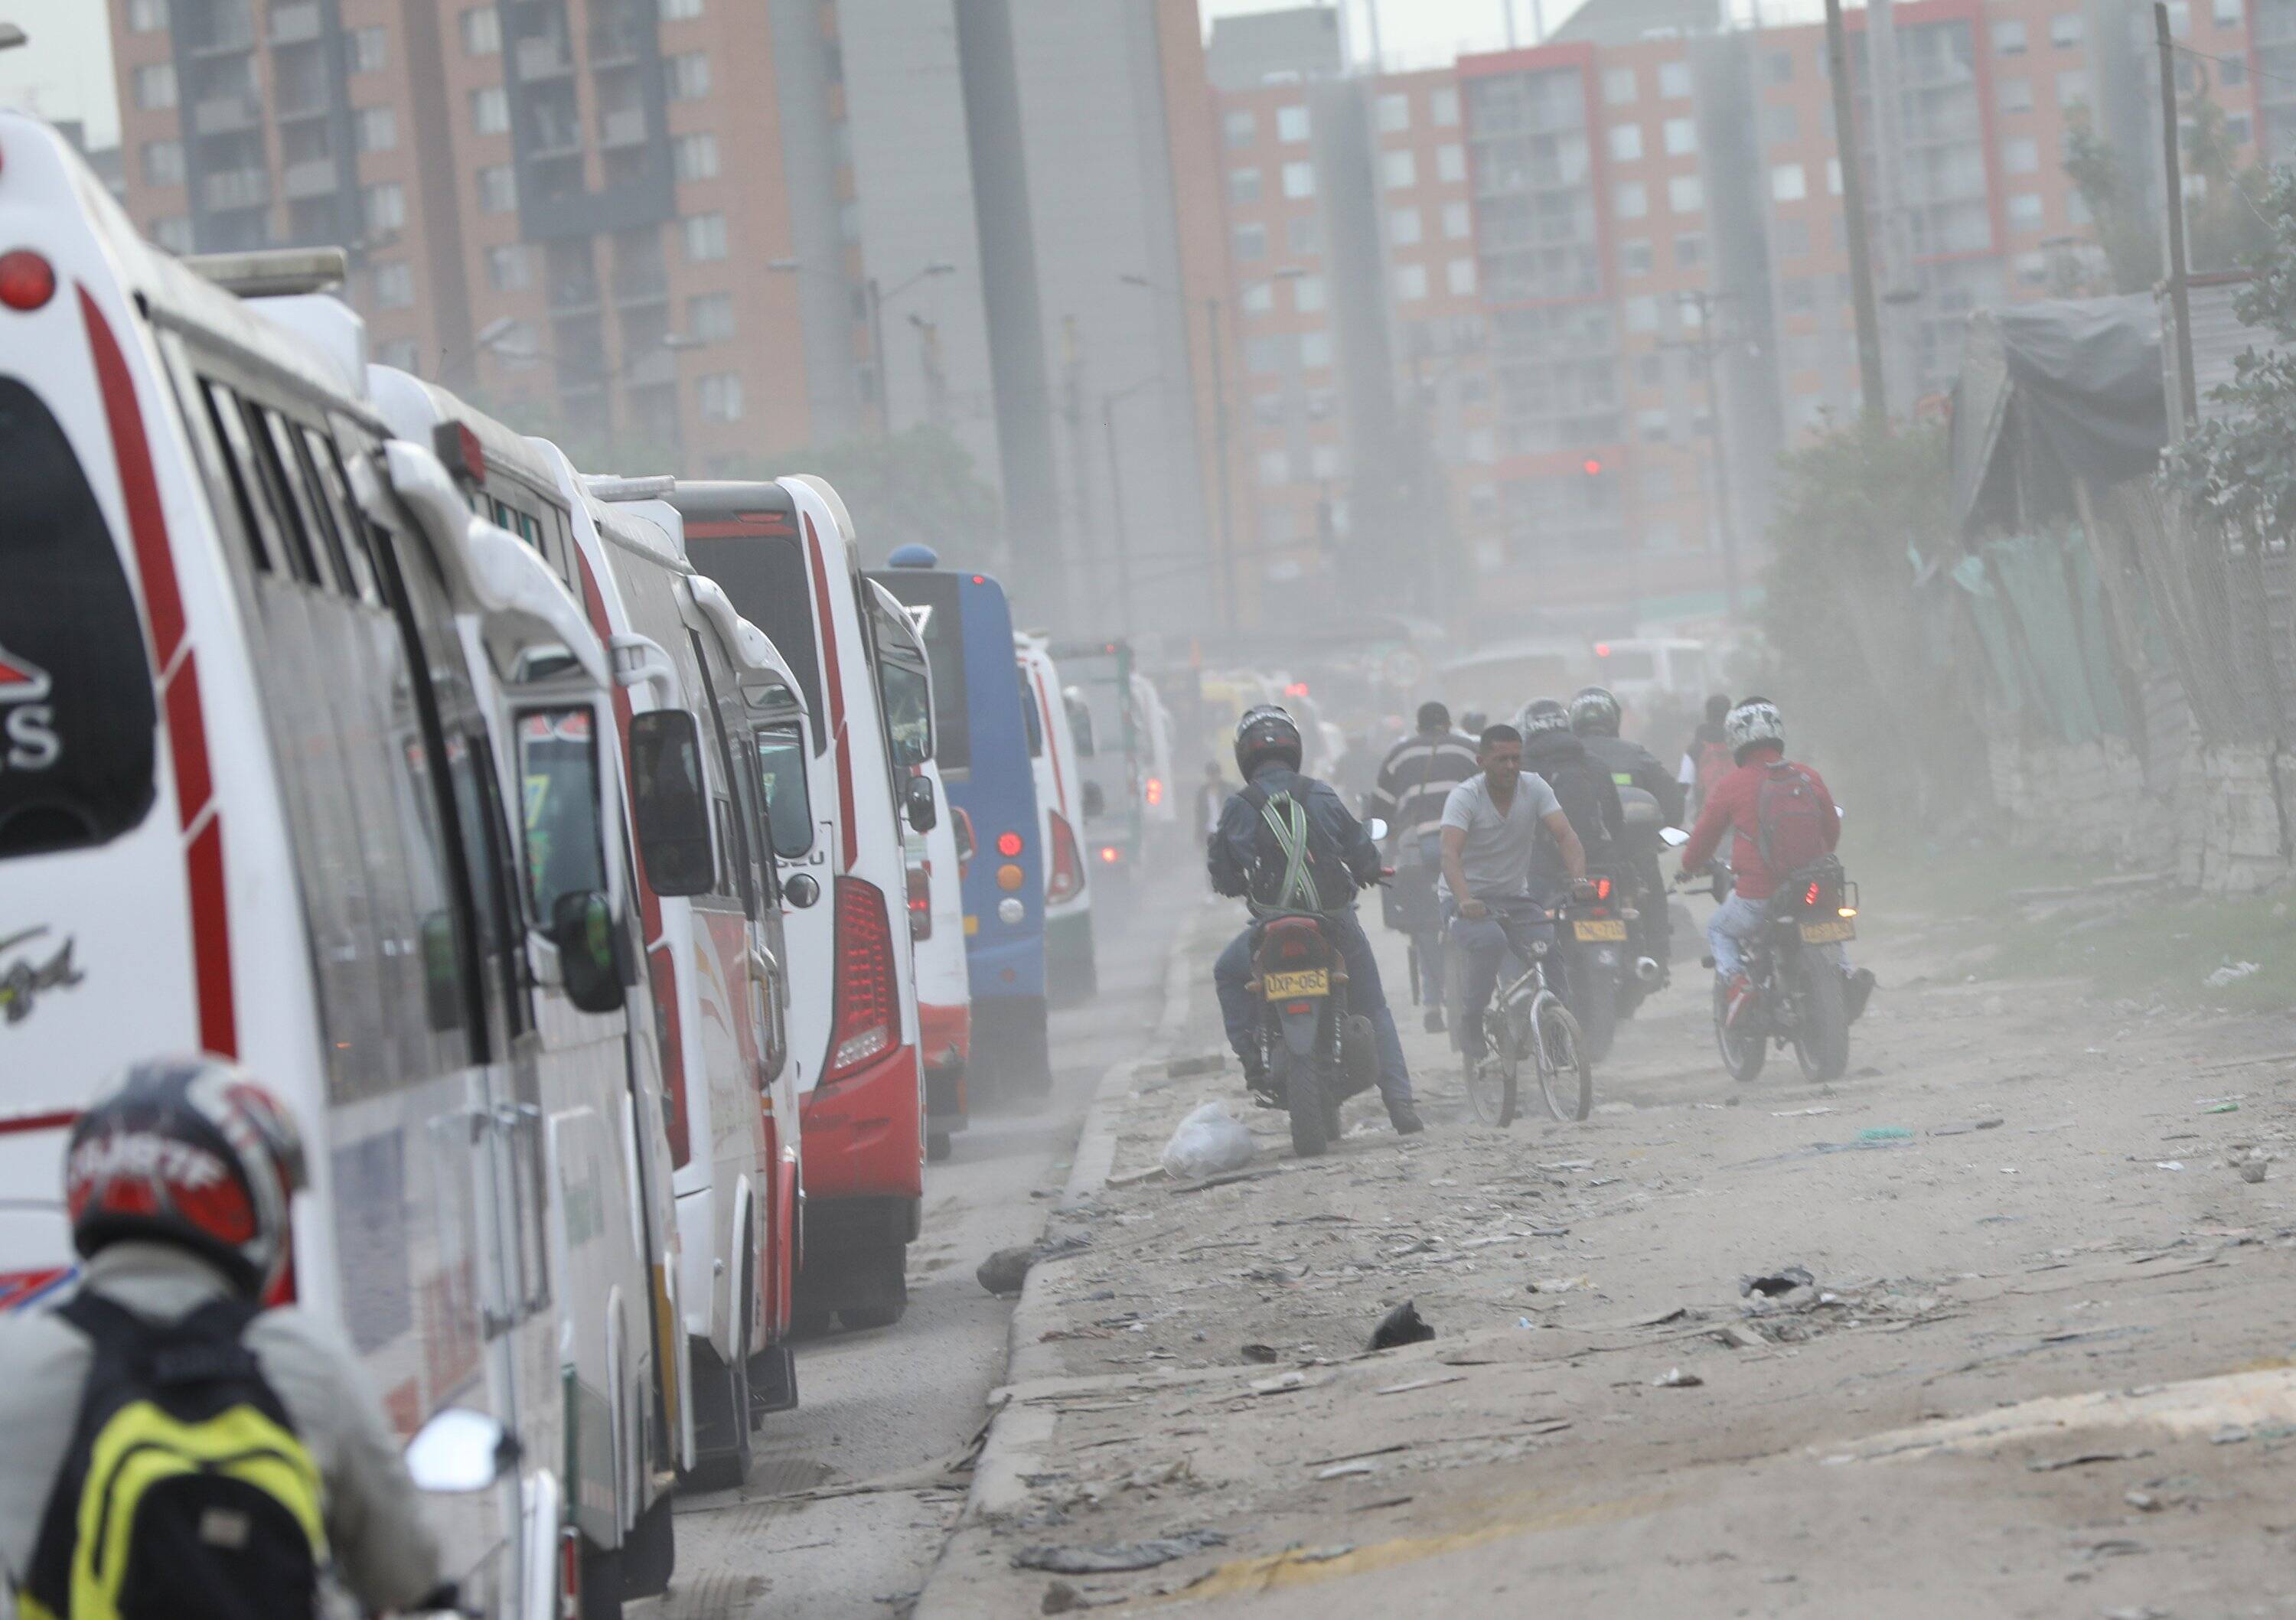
550;274;602;312
192;93;263;135
624;347;677;388
203;167;272;211
598;106;647;148
529;109;584;158
269;2;321;43
516;34;573;80
282;158;338;200
588;15;647;67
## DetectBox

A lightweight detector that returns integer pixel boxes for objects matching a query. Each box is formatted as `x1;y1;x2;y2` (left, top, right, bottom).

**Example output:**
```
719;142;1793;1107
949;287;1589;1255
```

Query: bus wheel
838;1244;908;1331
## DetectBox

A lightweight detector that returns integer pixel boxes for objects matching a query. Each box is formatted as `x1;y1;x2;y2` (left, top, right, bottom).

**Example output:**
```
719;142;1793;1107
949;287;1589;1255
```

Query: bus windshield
686;535;825;749
872;570;970;772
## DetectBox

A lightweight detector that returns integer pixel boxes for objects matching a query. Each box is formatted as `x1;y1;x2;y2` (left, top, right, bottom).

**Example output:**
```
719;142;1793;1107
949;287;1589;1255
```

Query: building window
471;86;510;135
1765;51;1793;84
665;52;711;100
2008;192;2043;230
1396;262;1429;302
355;107;396;153
1230;167;1261;204
1675;232;1704;267
486;244;531;291
674;133;720;182
364;181;406;234
1663;116;1697;155
1431;86;1459;126
1277;103;1311;143
1234;222;1267;262
1615;180;1649;218
1224;109;1256;148
1244;334;1288;375
1378;92;1410;132
1620;238;1653;275
373;261;415;308
1825;156;1842;194
1295;274;1326;312
1390;206;1422;245
661;0;703;17
1659;59;1692;98
683;213;729;261
1998;77;2033;112
1771;162;1805;200
2216;0;2242;23
698;373;744;422
1436;142;1465;182
1257;448;1290;487
1301;330;1333;367
1381;148;1416;189
151;215;193;253
1603;66;1638;104
141;139;185;187
132;64;178;111
2050;11;2083;44
1446;257;1476;296
687;291;735;341
349;26;386;72
2002;135;2039;173
459;5;500;54
1668;173;1703;213
1993;18;2026;52
2056;70;2088;105
126;0;169;31
1626;295;1659;333
1609;124;1644;161
1442;199;1471;239
478;165;517;213
1287;214;1319;255
1282;160;1315;199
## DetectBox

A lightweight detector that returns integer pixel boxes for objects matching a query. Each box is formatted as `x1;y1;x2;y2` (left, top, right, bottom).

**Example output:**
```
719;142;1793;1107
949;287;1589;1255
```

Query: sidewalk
918;902;2296;1616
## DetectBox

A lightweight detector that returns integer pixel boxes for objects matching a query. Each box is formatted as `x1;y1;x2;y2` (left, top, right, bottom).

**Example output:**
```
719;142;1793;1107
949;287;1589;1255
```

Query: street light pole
1205;292;1237;636
1100;393;1137;638
1670;289;1743;618
866;275;890;435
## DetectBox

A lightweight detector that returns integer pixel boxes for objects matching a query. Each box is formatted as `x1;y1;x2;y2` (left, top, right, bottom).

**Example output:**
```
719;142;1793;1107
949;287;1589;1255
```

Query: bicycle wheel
1465;989;1518;1127
1534;996;1593;1122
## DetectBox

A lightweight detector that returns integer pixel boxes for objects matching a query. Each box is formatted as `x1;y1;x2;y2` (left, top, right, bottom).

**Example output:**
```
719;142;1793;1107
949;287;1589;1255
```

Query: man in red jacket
1678;697;1874;1029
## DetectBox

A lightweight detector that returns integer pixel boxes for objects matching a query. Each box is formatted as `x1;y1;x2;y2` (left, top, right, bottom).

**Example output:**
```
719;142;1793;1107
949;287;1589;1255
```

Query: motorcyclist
1365;701;1479;1031
1570;685;1684;979
0;1057;446;1620
1677;698;1877;1030
1208;706;1423;1135
1515;699;1623;904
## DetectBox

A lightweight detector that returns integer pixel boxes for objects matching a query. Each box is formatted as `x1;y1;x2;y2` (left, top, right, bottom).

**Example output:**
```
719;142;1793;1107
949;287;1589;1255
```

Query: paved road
644;874;1195;1618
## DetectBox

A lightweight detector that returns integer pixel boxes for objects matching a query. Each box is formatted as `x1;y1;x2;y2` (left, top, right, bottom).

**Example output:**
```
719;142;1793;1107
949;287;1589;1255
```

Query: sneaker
1423;1006;1446;1034
1242;1057;1278;1108
1721;973;1761;1034
1388;1100;1425;1136
1843;967;1877;1022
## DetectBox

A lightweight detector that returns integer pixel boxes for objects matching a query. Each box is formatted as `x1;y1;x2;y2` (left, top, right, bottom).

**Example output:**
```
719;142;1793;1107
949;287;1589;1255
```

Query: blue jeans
1408;925;1446;1005
1447;896;1563;1060
1215;908;1412;1110
1707;893;1851;979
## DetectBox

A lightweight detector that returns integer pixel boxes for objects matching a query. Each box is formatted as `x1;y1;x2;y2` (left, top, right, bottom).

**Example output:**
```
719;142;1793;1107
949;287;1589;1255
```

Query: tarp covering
1991;296;2167;487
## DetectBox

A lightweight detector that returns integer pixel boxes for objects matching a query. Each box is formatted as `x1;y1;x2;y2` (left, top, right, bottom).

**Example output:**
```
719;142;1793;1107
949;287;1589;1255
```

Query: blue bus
872;547;1051;1094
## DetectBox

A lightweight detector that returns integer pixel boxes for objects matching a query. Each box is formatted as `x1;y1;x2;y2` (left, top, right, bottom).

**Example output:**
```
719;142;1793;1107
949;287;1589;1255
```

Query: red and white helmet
65;1057;308;1296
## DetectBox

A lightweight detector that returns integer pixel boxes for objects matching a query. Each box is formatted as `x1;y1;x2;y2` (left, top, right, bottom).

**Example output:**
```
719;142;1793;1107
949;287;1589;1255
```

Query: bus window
516;707;608;924
873;570;970;771
297;425;382;605
1019;668;1043;758
1063;688;1095;758
0;378;158;859
198;379;279;575
879;657;931;767
256;407;352;595
683;536;827;750
754;722;813;859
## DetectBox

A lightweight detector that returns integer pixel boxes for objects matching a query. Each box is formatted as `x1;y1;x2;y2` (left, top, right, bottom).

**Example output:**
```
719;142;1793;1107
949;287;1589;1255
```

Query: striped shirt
1366;730;1481;836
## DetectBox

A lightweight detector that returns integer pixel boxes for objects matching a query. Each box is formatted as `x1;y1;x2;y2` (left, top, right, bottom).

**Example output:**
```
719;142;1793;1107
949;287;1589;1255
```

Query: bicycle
1453;902;1593;1126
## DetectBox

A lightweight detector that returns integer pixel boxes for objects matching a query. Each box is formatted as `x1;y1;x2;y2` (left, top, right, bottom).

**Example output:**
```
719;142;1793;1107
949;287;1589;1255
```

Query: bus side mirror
552;891;625;1015
904;774;938;834
628;709;715;896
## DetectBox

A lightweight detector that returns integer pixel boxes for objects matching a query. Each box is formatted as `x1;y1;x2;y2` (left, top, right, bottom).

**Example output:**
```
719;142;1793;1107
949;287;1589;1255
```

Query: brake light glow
1145;775;1163;807
1046;813;1084;902
0;250;57;312
907;861;932;941
996;830;1024;857
1593;877;1612;901
1805;881;1822;907
825;877;897;1082
1100;844;1120;864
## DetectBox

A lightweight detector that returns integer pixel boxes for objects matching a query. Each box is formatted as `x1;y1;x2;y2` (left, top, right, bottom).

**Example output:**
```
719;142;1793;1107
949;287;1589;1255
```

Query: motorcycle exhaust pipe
1634;957;1663;986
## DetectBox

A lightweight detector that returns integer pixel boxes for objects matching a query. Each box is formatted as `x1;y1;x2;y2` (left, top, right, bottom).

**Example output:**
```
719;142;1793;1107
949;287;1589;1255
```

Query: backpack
1753;761;1831;878
1535;757;1613;864
1239;781;1355;914
23;1292;327;1620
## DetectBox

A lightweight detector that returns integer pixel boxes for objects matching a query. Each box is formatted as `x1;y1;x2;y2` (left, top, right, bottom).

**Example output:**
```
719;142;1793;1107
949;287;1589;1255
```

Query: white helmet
1724;697;1785;763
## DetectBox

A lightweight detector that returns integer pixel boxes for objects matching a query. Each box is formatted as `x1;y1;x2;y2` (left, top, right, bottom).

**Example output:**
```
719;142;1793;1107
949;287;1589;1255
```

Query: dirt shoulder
918;885;2296;1617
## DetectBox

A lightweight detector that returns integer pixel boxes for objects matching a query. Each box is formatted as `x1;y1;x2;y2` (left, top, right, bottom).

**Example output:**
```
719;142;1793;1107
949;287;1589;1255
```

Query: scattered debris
1303;1442;1408;1468
1039;1579;1084;1615
1629;1305;1691;1326
2241;1160;2268;1184
1528;1274;1593;1294
1316;1460;1378;1480
1349;1496;1415;1513
2026;1448;2153;1472
1014;1529;1228;1575
1162;1101;1256;1180
977;1234;1092;1297
1374;1374;1467;1396
1248;1371;1309;1396
2203;1101;2242;1114
1652;1366;1704;1388
1240;1343;1280;1364
2124;1489;2163;1513
1857;1126;1913;1141
1740;1266;1816;1299
2206;960;2262;987
1770;1106;1835;1117
1105;1165;1167;1188
1714;1323;1769;1350
2154;1162;2186;1172
1294;1545;1355;1563
1930;1118;2005;1136
2212;1424;2250;1445
1367;1300;1436;1351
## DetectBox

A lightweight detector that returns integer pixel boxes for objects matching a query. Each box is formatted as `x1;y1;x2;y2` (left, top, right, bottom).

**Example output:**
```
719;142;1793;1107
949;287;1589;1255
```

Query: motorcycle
1561;805;1686;1063
1682;852;1860;1084
1242;818;1388;1158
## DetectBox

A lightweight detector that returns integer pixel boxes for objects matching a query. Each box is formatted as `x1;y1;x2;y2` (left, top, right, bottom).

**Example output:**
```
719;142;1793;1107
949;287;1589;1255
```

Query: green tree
2063;79;2273;295
744;425;1003;562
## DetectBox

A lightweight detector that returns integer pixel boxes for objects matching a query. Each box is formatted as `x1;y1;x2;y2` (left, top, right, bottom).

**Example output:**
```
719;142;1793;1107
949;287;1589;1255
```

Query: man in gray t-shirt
1439;725;1589;1063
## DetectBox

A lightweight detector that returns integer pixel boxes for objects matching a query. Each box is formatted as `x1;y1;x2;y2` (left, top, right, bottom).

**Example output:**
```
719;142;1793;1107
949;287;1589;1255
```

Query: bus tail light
996;829;1023;858
1046;813;1084;903
0;250;57;312
1145;775;1163;807
825;877;896;1083
907;861;932;941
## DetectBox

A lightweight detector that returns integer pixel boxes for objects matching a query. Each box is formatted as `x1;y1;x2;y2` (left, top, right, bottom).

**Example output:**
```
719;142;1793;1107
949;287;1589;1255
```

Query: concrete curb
912;902;1208;1618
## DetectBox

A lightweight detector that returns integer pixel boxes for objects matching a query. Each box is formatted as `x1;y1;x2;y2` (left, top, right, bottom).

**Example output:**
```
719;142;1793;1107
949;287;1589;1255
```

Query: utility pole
1824;0;1887;425
1669;291;1743;618
1100;393;1137;638
2157;1;2198;432
1866;0;1919;416
1205;293;1238;634
866;275;891;437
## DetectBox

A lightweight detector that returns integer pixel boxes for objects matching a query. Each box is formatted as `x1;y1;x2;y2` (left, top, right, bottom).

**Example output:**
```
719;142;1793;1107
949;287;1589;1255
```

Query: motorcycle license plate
1573;918;1629;943
1262;969;1330;999
1800;919;1857;944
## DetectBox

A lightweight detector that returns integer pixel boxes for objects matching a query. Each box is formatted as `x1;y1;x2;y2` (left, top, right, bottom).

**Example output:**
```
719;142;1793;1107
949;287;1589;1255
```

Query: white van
671;480;927;1333
0;116;576;1615
1016;634;1097;1004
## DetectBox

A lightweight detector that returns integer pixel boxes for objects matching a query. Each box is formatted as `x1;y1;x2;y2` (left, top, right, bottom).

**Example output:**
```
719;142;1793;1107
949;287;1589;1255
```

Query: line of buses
0;117;1158;1618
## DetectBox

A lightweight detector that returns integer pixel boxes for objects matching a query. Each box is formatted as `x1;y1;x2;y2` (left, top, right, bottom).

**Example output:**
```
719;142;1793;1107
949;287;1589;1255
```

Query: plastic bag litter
1162;1100;1257;1180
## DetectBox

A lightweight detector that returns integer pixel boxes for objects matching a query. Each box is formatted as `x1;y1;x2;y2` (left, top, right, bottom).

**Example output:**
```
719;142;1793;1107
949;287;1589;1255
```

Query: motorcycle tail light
1281;940;1305;958
1805;880;1822;908
1284;1002;1312;1015
1594;877;1612;901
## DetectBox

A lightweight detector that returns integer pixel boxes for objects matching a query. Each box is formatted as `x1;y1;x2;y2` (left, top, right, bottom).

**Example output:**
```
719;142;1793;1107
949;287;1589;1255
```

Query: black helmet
1570;686;1622;737
1415;700;1450;734
1458;709;1488;735
1518;698;1571;738
1233;703;1303;778
66;1057;309;1297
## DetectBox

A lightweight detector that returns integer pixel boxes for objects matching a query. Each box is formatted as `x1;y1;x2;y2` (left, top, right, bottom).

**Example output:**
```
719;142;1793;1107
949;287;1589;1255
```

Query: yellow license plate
1801;919;1857;944
1262;969;1330;999
1573;918;1628;942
